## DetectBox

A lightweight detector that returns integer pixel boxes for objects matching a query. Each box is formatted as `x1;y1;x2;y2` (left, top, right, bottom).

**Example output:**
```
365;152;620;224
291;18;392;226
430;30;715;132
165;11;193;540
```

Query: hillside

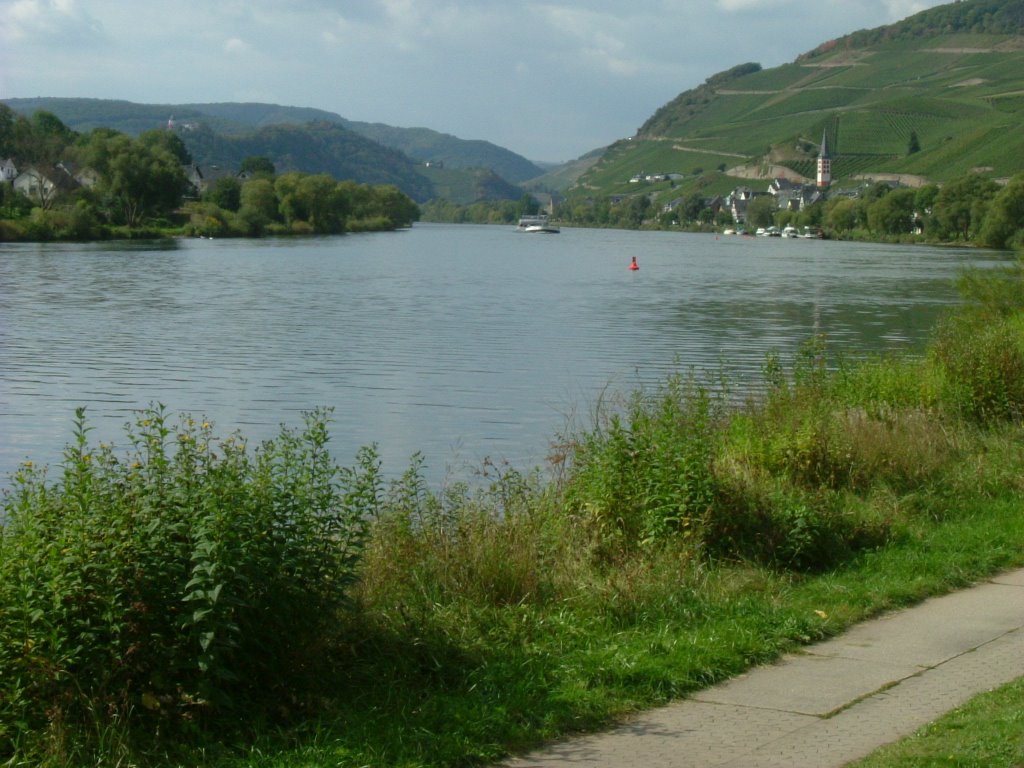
336;120;545;184
573;0;1024;202
180;121;436;202
2;98;544;190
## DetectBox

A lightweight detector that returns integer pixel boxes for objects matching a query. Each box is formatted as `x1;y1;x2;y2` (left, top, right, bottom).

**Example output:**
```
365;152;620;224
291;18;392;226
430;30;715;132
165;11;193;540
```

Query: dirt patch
952;78;987;87
853;173;930;188
728;164;810;183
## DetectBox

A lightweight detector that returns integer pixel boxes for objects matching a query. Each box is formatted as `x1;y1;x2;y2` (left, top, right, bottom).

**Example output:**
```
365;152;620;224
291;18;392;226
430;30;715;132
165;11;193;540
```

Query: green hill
573;0;1024;203
2;98;544;192
180;121;436;202
336;120;545;184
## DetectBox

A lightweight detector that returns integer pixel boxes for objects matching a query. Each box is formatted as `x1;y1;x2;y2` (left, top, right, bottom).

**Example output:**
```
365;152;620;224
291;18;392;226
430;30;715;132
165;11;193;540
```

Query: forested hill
2;98;544;186
171;104;545;181
334;120;545;183
576;0;1024;202
183;121;436;202
800;0;1024;57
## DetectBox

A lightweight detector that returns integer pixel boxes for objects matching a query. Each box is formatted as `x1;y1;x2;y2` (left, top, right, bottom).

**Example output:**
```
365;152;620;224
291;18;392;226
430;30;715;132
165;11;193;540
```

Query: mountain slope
335;120;545;183
2;98;544;181
574;0;1024;200
181;121;435;202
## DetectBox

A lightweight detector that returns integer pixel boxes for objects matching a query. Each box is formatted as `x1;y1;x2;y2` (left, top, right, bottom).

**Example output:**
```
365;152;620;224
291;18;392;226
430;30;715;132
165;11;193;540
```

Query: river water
0;224;1010;487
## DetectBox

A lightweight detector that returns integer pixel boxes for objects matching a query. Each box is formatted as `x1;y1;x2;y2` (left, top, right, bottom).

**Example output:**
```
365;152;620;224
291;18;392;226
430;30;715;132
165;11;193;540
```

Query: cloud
715;0;792;12
223;37;249;54
1;0;106;44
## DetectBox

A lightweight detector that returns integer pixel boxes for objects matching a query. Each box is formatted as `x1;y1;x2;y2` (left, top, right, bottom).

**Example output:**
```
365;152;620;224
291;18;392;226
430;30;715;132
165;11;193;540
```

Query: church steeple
816;129;832;189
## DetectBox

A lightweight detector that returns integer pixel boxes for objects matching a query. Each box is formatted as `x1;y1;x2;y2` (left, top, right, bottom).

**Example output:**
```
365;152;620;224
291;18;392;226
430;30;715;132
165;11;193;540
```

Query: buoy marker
629;256;639;271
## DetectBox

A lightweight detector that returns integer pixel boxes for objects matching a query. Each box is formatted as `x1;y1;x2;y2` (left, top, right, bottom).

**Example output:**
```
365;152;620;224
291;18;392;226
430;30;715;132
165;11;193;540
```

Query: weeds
0;406;378;762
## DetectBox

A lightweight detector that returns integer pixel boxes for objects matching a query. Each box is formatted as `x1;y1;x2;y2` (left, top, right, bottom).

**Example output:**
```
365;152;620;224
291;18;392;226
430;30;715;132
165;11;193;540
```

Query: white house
0;158;17;184
13;165;80;207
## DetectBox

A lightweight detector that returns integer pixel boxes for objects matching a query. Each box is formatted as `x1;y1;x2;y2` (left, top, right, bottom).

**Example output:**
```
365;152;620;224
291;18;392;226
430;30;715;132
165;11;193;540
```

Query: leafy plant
0;406;378;759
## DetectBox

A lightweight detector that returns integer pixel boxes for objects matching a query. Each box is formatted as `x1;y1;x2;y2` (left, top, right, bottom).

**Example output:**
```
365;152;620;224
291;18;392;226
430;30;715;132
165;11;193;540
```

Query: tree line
427;170;1024;250
0;106;419;241
752;174;1024;249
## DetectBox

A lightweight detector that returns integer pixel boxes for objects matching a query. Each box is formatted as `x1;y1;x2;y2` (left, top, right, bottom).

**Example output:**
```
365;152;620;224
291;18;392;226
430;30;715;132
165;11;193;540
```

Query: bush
0;407;377;758
932;266;1024;424
563;373;718;556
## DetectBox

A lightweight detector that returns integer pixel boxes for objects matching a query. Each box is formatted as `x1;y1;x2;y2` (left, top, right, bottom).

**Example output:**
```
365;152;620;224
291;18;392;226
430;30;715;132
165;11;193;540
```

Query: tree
74;128;130;176
979;173;1024;249
239;155;276;178
931;173;999;241
868;188;917;235
618;195;651;228
138;129;192;166
208;177;242;212
825;197;862;233
8;110;75;167
0;104;16;157
370;185;419;228
683;195;705;222
746;195;777;228
297;174;348;233
102;138;188;226
913;183;940;234
275;172;308;225
907;130;921;155
238;179;279;235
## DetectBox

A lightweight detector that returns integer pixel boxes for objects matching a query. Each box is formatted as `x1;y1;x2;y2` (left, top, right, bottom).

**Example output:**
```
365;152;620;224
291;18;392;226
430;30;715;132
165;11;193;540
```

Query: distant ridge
2;97;545;185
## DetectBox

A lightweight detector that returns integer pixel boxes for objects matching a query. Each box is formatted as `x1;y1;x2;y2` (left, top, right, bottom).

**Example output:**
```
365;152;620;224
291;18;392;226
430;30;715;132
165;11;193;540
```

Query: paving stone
691;654;919;716
498;568;1024;768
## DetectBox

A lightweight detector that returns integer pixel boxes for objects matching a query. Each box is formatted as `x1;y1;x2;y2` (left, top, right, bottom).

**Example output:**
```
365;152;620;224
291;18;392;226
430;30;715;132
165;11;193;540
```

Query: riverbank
1;260;1023;767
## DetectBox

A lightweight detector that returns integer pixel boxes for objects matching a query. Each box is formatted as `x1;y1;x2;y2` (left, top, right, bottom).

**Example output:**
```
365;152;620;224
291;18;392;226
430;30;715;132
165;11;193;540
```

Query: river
0;224;1010;488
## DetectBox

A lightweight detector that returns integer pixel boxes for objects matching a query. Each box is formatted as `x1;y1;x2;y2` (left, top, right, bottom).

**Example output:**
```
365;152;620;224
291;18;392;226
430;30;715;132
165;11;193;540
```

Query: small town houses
8;162;87;209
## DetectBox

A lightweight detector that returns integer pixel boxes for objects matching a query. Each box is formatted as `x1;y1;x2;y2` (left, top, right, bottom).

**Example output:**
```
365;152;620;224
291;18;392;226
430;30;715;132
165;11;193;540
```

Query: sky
1;0;950;163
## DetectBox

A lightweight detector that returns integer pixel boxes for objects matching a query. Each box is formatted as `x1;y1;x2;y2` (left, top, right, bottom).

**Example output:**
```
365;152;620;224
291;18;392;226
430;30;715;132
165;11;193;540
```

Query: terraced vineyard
571;0;1024;206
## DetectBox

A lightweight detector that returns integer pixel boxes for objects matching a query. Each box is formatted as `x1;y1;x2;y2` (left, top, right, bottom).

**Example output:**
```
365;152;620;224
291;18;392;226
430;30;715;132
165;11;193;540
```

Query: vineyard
575;7;1024;204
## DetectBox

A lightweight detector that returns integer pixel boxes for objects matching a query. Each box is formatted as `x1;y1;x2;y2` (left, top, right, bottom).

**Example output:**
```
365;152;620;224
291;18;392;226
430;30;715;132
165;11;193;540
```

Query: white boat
517;214;559;234
782;225;799;238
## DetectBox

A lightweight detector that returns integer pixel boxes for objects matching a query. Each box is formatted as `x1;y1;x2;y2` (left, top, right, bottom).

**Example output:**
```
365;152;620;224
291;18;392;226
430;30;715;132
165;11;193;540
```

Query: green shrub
563;373;718;555
0;407;377;758
932;312;1024;423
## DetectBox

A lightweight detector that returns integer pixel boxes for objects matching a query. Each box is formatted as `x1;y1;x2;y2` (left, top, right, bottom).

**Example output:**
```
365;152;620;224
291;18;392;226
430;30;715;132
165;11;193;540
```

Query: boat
517;214;560;234
782;225;799;238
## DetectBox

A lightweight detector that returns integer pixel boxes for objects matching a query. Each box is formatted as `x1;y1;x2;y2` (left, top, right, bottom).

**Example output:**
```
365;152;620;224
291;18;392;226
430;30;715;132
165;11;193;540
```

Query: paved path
502;568;1024;767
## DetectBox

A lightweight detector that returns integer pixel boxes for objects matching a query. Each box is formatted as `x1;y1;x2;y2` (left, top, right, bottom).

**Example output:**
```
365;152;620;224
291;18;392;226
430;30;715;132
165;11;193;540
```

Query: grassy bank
2;262;1023;767
851;676;1024;767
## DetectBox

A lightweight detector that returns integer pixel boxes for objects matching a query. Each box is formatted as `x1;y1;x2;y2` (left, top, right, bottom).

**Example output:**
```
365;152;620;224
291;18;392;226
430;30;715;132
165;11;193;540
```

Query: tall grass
2;262;1024;766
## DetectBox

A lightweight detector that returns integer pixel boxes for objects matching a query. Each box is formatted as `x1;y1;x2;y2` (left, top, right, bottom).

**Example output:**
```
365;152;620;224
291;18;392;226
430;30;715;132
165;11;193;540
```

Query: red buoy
629;256;639;270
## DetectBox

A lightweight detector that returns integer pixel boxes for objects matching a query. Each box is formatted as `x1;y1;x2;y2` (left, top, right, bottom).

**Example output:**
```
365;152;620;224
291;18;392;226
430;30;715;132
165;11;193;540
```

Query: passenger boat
517;214;560;234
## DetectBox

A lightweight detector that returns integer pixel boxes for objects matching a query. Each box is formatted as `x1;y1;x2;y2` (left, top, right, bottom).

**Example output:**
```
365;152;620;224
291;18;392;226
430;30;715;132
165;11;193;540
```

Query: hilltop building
817;130;832;189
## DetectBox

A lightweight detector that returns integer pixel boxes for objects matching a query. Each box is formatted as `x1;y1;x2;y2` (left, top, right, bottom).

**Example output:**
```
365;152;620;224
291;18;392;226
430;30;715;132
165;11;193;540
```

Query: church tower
816;129;832;189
